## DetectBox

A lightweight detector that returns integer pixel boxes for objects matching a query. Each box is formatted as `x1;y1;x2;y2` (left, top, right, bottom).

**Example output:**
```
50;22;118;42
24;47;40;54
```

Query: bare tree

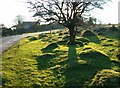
28;0;110;45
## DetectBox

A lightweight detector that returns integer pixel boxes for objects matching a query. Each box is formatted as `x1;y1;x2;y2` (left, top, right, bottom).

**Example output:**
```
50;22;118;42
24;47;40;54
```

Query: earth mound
82;30;97;37
29;36;38;41
42;43;59;52
89;69;120;87
79;49;111;67
81;30;100;43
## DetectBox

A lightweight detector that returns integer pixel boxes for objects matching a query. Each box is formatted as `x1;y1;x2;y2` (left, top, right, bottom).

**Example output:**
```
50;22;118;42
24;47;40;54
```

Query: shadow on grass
41;43;59;53
34;44;118;87
64;45;113;87
34;53;56;70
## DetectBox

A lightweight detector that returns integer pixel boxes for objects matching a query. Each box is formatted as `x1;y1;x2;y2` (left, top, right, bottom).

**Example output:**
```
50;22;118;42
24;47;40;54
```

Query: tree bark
68;26;76;45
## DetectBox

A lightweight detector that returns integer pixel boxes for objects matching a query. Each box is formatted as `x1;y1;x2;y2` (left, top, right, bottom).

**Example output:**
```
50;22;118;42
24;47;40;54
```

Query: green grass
1;29;120;87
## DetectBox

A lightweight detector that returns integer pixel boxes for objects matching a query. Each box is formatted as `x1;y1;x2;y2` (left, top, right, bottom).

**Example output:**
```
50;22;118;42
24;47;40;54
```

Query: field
1;26;120;87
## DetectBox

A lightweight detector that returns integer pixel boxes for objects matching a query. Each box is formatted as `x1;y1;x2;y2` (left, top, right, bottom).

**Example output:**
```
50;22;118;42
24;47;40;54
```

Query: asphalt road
0;29;61;56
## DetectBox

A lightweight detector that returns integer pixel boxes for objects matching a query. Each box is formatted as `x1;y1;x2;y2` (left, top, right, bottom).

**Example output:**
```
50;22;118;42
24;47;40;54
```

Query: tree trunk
68;26;76;45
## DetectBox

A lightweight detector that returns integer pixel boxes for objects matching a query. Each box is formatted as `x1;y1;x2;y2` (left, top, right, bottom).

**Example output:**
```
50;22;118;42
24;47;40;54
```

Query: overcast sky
0;0;119;28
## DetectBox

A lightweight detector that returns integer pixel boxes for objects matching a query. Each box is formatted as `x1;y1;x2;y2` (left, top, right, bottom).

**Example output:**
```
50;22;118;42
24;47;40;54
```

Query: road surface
0;29;61;56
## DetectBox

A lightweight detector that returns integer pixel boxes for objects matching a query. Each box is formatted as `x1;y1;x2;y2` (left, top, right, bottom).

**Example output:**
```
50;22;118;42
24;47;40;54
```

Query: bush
89;69;120;87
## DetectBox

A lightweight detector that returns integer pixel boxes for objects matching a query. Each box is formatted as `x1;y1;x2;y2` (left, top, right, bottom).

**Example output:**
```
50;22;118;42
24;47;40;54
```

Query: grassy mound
75;41;84;47
79;49;111;67
1;27;120;87
108;25;119;32
62;35;70;41
38;33;47;39
112;49;120;60
29;36;38;41
81;30;100;43
82;30;97;36
57;40;67;45
42;43;59;52
76;37;89;45
89;69;120;87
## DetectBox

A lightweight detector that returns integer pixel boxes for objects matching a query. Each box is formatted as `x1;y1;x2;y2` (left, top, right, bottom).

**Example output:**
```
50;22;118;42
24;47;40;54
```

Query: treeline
1;24;64;37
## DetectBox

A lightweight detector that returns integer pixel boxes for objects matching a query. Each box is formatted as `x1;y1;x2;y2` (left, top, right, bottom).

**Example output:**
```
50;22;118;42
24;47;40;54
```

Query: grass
1;28;120;87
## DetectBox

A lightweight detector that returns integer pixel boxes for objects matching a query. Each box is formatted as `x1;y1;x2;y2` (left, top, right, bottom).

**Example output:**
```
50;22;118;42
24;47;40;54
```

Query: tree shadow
34;53;56;70
63;45;112;87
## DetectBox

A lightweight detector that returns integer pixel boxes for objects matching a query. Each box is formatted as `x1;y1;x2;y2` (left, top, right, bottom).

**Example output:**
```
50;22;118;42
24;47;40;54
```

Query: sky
0;0;119;28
